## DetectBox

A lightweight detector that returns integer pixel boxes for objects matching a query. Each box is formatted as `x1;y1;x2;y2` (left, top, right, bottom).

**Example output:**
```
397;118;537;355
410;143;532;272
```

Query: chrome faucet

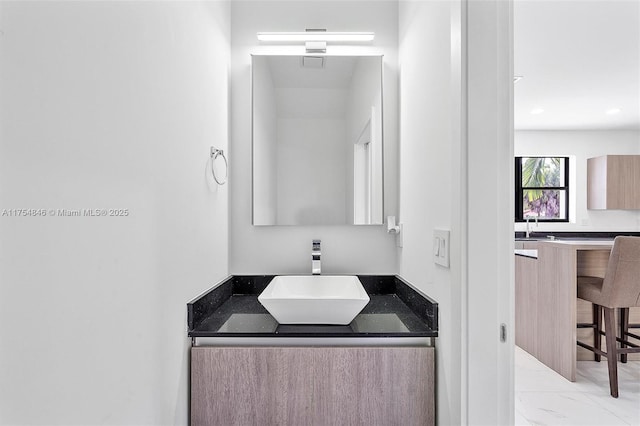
312;239;321;275
525;216;538;238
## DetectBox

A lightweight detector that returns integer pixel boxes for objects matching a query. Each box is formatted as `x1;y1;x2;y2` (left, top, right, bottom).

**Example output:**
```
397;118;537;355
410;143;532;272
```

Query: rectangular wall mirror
252;55;384;226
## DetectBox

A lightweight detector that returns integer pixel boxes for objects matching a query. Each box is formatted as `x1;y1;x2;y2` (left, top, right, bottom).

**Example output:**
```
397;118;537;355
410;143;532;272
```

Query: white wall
398;2;460;423
275;87;348;225
0;1;230;424
465;0;514;424
277;117;348;224
399;0;513;424
230;0;399;275
515;130;640;232
252;56;279;225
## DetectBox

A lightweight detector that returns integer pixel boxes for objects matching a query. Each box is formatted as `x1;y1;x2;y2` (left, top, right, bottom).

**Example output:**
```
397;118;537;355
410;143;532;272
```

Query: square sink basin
257;275;370;325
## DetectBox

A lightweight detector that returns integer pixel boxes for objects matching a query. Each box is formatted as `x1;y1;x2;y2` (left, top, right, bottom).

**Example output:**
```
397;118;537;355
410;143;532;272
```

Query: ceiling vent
302;56;325;69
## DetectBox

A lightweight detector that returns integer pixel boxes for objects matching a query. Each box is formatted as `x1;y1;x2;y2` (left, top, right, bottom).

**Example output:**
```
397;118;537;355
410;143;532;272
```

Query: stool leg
593;304;602;362
620;308;629;363
603;307;619;398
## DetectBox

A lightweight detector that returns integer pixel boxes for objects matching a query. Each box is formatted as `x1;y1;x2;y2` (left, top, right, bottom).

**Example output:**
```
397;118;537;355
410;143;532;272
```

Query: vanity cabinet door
191;346;434;426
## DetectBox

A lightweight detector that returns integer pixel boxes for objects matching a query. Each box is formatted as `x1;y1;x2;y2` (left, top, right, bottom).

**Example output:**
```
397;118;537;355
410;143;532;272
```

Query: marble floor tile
514;409;533;426
515;349;595;393
582;391;640;425
515;391;630;425
515;346;640;426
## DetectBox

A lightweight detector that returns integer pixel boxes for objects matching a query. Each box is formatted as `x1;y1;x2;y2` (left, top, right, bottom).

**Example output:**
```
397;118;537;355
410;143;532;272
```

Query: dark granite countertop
514;249;538;259
187;275;438;338
515;231;639;240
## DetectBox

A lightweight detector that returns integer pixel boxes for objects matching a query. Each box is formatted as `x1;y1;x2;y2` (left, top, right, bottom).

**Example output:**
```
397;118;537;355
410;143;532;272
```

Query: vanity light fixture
256;31;375;42
606;108;622;115
530;108;545;115
257;30;375;53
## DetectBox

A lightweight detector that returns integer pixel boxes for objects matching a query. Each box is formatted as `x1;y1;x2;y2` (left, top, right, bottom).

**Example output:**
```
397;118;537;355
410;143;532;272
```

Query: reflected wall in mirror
252;55;384;226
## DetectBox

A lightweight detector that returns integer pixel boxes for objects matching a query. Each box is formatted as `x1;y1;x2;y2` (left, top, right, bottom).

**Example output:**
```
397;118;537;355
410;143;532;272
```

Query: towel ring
210;147;228;185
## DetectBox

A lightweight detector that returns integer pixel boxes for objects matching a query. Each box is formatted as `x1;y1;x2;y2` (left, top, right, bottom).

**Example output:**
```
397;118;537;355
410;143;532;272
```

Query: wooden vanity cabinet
191;346;435;426
587;155;640;210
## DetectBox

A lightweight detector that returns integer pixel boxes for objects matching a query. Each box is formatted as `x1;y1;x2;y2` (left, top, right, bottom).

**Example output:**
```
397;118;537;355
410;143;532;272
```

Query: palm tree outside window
515;157;569;222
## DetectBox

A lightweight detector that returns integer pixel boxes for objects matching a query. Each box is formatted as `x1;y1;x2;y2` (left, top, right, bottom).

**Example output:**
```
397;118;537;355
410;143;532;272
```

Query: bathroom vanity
187;275;438;426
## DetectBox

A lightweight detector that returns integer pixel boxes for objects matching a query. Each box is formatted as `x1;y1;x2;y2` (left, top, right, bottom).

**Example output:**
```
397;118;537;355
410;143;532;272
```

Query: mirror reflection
252;55;384;226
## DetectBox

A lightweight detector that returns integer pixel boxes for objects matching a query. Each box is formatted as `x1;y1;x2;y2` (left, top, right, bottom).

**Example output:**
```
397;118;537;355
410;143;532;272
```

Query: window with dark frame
515;157;569;222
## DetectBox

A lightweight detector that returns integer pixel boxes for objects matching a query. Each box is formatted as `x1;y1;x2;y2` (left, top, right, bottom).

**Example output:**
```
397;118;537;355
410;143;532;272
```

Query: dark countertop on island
515;231;637;240
514;249;538;259
187;275;438;338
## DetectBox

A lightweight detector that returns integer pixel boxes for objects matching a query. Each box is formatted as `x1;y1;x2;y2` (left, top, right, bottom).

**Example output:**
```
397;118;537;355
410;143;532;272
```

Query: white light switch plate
433;229;450;267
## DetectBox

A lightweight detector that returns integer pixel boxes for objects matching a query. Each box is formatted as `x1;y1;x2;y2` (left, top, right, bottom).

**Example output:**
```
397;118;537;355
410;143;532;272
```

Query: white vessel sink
258;275;370;325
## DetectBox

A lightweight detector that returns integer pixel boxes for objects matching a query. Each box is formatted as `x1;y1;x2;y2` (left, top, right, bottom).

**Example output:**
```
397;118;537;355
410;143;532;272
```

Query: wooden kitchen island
516;240;614;381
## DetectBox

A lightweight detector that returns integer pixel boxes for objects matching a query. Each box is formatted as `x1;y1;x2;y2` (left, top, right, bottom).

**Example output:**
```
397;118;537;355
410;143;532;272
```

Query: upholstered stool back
601;236;640;308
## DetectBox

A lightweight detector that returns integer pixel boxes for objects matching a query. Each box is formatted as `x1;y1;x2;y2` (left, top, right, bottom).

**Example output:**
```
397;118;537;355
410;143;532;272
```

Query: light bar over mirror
256;32;375;42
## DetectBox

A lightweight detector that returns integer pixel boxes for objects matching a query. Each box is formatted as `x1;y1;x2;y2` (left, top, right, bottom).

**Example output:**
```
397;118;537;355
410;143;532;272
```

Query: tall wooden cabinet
587;155;640;210
191;346;435;426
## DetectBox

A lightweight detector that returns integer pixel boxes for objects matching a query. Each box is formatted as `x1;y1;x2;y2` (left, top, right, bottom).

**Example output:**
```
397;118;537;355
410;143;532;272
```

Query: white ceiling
514;0;640;130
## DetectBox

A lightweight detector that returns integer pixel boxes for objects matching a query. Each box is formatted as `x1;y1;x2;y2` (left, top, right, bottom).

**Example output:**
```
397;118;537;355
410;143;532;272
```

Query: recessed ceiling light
514;75;524;83
606;108;622;115
530;108;544;115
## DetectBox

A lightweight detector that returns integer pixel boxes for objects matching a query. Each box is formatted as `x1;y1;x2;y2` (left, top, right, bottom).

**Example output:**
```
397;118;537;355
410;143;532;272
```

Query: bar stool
576;236;640;398
620;307;640;363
